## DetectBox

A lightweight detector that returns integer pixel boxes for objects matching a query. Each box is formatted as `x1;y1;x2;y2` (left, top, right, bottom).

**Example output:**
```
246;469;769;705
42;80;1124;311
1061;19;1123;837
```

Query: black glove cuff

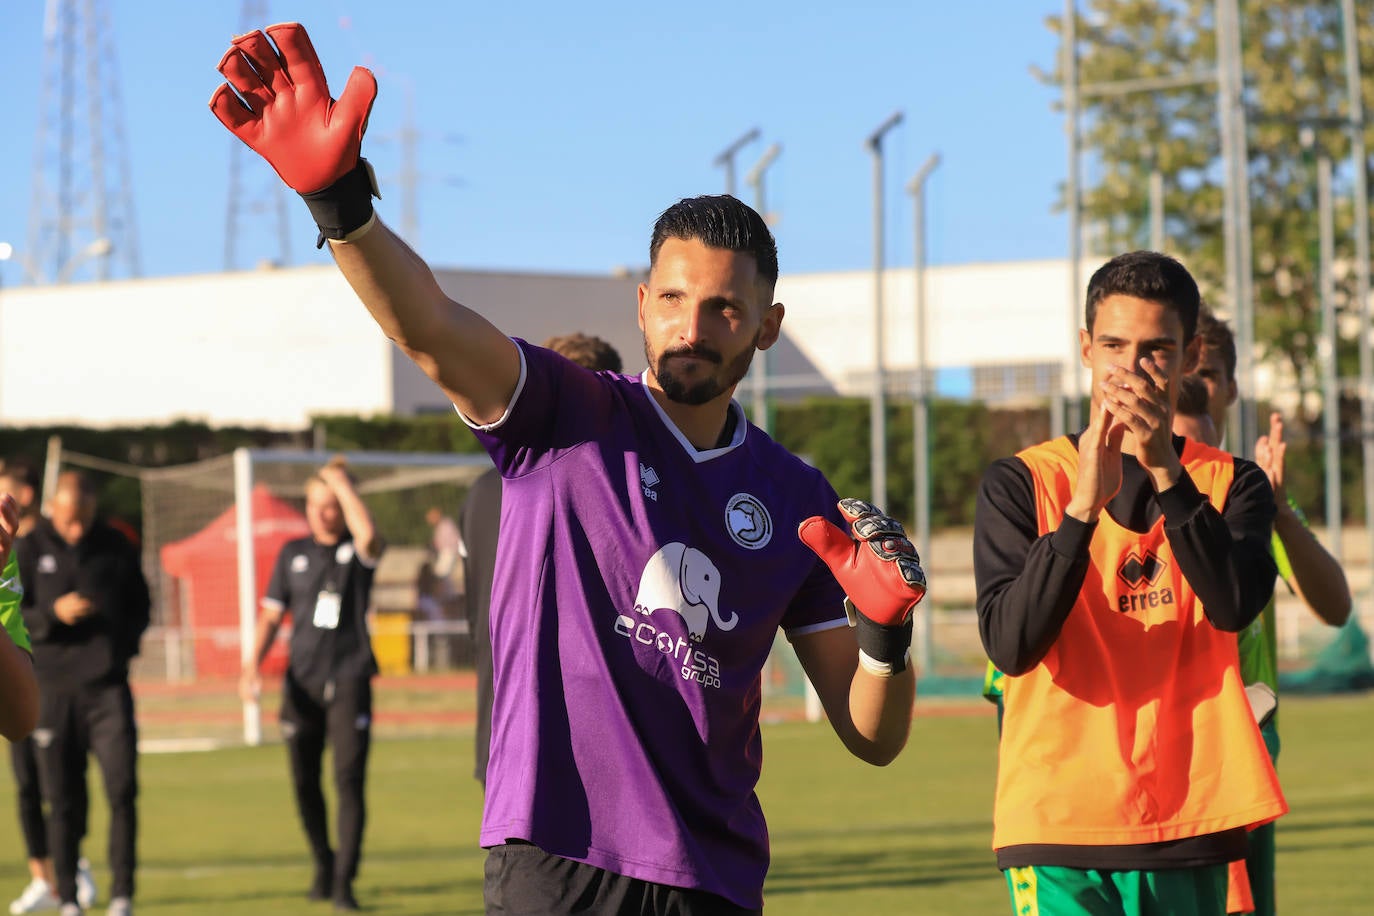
845;599;914;675
300;158;380;249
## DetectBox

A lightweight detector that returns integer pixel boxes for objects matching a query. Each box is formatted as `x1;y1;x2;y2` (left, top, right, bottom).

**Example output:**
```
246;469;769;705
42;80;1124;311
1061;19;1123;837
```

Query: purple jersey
468;339;848;908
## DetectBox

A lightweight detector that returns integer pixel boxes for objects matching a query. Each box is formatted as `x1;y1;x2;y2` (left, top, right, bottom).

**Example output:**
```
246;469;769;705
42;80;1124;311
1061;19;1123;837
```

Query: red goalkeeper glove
209;22;380;246
798;498;927;676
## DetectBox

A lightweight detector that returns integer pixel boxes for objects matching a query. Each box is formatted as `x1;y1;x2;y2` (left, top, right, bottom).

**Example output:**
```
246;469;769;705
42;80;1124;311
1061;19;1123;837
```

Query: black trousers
10;736;89;862
33;682;138;904
280;672;372;888
484;843;762;916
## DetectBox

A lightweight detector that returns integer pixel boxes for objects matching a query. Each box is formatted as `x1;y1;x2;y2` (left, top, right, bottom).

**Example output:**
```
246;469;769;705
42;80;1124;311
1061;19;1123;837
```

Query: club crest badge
725;493;771;550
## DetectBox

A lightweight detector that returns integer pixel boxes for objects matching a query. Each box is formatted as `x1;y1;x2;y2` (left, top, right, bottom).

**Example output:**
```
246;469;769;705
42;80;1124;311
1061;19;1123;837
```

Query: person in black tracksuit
242;459;382;913
18;472;149;915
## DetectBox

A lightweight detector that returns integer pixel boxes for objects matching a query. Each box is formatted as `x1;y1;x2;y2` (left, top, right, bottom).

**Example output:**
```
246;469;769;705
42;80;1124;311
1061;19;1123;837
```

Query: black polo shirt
17;518;151;689
263;533;378;699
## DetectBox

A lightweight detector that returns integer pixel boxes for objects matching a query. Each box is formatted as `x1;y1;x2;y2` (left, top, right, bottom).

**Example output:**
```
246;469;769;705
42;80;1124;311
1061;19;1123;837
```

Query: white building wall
775;258;1095;397
0;257;1104;428
0;266;392;428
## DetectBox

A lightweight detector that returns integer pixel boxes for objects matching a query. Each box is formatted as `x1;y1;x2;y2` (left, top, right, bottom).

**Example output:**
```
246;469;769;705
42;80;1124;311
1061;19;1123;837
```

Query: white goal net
129;448;490;744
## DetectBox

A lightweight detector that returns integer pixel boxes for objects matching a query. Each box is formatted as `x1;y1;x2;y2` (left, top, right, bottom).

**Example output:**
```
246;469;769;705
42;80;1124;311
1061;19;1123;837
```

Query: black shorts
484;842;761;916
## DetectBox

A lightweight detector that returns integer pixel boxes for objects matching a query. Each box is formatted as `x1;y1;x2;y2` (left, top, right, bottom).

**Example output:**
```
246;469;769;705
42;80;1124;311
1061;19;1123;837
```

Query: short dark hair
1195;304;1237;382
1085;251;1201;343
1175;374;1211;418
649;195;779;288
542;332;622;372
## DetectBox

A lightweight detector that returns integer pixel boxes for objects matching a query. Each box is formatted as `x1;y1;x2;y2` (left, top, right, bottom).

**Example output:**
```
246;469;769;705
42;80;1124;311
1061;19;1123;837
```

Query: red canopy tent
160;484;310;678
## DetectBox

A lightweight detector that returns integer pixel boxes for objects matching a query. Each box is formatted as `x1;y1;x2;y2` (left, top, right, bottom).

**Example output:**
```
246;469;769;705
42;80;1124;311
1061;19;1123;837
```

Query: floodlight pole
1216;0;1257;457
1062;0;1082;437
713;128;761;198
907;152;940;673
866;111;903;508
745;143;782;435
1340;0;1373;609
1317;154;1343;565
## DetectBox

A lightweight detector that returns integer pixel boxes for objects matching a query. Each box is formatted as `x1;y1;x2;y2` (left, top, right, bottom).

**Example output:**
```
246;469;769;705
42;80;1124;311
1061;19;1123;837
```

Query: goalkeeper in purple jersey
210;23;929;913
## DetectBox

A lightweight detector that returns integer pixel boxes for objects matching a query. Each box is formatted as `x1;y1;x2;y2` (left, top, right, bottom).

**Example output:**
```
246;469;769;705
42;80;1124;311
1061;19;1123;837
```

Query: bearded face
645;329;761;406
637;237;777;409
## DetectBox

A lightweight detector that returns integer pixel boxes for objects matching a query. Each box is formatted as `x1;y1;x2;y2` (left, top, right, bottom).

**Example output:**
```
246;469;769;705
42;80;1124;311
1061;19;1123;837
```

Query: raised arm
326;222;519;424
209;22;518;423
1256;412;1351;625
318;459;385;563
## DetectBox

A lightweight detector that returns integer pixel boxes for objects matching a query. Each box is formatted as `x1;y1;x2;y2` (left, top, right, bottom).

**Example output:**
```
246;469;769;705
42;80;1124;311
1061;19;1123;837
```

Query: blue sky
0;1;1067;283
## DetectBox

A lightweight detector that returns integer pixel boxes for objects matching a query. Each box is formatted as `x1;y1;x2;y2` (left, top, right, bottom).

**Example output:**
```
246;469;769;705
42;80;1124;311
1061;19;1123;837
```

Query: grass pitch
0;693;1368;914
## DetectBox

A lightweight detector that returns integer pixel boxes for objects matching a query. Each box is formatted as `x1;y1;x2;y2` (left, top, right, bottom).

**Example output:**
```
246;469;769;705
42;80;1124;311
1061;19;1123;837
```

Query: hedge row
0;398;1355;541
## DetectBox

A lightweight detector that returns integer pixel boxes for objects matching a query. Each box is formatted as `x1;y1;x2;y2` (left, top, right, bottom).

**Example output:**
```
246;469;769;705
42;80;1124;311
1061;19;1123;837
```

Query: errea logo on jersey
1117;550;1166;589
640;463;660;501
1116;549;1174;614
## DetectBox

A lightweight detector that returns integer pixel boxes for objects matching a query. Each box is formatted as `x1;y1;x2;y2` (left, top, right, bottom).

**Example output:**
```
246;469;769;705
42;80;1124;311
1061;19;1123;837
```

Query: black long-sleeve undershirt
975;434;1277;676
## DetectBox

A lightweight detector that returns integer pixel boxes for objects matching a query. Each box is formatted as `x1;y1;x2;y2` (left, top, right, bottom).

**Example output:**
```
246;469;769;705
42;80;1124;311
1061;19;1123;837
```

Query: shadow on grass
770;817;991;843
1277;815;1374;835
1278;835;1374;855
142;858;485;914
767;847;995;897
140;841;486;873
766;819;998;898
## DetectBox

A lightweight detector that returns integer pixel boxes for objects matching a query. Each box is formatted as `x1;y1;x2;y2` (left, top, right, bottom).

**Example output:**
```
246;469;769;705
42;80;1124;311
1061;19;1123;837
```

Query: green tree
772;397;1052;529
1045;0;1374;445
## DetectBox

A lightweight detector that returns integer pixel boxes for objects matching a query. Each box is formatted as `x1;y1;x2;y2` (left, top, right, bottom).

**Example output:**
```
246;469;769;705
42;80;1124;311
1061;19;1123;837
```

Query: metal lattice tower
224;0;291;271
26;0;141;285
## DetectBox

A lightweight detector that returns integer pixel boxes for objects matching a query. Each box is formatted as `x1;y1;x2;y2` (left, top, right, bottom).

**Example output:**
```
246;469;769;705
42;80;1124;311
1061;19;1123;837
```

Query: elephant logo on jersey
634;542;737;642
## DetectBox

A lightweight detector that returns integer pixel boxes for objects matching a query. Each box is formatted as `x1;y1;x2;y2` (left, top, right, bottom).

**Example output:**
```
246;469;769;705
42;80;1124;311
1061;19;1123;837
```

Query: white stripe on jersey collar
638;371;747;463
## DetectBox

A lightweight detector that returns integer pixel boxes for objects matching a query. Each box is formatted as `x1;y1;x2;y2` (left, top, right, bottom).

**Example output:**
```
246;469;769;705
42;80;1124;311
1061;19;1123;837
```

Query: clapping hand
1254;411;1288;506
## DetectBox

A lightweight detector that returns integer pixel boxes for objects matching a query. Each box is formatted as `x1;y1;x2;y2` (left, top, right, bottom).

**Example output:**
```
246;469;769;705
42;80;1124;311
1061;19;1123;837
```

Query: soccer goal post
129;447;493;746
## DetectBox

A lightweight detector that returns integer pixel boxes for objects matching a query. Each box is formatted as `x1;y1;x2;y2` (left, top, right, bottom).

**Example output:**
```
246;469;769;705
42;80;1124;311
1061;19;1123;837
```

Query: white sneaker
57;906;80;916
74;862;95;912
9;879;60;914
104;898;130;916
